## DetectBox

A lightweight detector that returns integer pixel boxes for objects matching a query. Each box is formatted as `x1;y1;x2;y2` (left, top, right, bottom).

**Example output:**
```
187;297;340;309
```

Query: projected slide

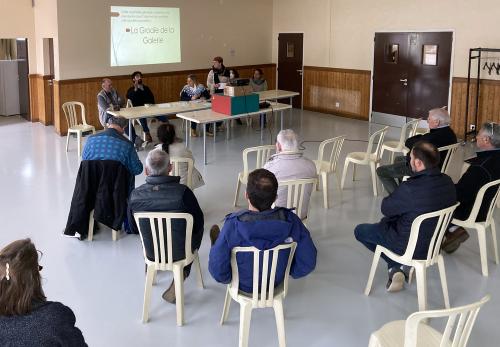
110;6;181;66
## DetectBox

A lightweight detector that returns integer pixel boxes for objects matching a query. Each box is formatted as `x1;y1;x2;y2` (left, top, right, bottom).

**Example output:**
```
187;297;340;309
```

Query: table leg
213;122;216;143
185;120;189;146
128;119;133;142
226;120;230;141
204;125;207;165
260;115;264;142
281;110;284;130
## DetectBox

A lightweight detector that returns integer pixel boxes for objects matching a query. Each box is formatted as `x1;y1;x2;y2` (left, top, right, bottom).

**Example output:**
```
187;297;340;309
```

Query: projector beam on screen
110;6;181;67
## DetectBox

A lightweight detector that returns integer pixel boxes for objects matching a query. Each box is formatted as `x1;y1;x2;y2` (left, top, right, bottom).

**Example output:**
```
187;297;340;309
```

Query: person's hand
191;95;198;100
214;83;220;89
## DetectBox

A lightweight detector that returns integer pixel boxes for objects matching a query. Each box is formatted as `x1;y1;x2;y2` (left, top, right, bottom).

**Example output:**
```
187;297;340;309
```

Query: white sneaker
63;231;82;240
386;271;405;292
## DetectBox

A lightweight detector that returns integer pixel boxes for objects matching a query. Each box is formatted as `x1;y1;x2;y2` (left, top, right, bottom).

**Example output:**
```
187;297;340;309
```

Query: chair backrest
438;143;460;174
170;157;194;189
133;212;195;271
229;242;297;308
366;126;389;160
403;295;490;347
278;178;318;219
316;135;345;173
62;101;87;128
402;203;459;266
242;145;275;176
462;179;500;225
126;99;133;108
396;119;421;148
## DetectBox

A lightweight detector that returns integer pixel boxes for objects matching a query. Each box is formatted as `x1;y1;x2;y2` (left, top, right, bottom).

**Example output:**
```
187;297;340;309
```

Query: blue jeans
354;223;402;270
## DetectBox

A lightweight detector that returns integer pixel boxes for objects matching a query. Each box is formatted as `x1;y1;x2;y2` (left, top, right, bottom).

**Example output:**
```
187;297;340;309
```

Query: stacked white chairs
368;295;490;347
170;157;194;190
451;179;500;276
133;212;204;326
278;178;318;222
341;126;389;196
62;101;96;157
234;145;275;206
219;242;297;347
313;135;345;208
364;203;459;311
438;143;460;175
381;119;420;164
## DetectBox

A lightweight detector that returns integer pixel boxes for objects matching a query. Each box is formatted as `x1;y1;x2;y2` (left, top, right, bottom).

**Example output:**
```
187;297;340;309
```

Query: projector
229;78;250;86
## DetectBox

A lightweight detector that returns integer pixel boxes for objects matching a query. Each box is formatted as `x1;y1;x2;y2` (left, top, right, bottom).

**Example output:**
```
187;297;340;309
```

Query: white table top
176;102;291;124
108;101;211;120
257;89;300;100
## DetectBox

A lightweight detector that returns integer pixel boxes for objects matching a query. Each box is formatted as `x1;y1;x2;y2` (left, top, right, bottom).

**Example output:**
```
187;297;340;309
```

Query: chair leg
390;152;395;165
364;248;382;296
352;163;357;181
87;210;94;241
112;229;119;241
233;175;242;207
194;253;205;289
238;302;253;347
142;264;155;323
437;255;450;308
490;222;499;264
77;131;82;158
220;286;231;325
321;171;328;209
273;298;287;347
65;133;70;152
152;270;157;285
370;161;378;196
415;265;428;311
173;265;185;326
334;170;343;203
340;160;350;190
477;225;489;276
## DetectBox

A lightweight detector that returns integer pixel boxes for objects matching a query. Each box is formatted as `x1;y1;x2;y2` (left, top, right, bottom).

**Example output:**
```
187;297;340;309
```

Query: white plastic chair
364;203;459;311
133;212;204;326
451;179;500;276
170;157;194;190
62;101;96;157
381;119;420;164
87;209;119;241
341;126;389;196
438;143;460;175
220;242;297;347
277;178;318;221
233;145;275;206
368;295;490;347
313;135;345;208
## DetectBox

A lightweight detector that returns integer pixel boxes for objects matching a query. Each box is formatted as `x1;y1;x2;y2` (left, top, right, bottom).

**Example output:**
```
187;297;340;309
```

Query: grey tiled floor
0;111;497;347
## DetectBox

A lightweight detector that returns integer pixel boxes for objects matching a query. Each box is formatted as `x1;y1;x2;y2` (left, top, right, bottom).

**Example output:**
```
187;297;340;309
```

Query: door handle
296;69;303;73
399;79;408;82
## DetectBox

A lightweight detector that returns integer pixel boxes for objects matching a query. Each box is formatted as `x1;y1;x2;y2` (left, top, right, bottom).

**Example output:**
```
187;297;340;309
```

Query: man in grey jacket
264;129;317;219
97;78;123;127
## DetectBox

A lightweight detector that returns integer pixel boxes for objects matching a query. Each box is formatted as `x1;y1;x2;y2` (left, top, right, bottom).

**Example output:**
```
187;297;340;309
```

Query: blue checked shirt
82;129;143;176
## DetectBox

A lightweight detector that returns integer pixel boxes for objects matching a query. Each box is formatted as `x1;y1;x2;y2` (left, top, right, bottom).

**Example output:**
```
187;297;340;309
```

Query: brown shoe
162;269;190;304
206;131;214;137
210;225;220;246
190;129;198;137
442;227;470;254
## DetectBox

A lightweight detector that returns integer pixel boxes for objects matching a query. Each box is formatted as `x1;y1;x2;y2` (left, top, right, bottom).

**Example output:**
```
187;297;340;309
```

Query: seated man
126;71;168;143
442;122;500;253
209;169;317;294
377;108;457;194
264;129;317;219
128;149;204;304
82;116;143;177
355;142;457;292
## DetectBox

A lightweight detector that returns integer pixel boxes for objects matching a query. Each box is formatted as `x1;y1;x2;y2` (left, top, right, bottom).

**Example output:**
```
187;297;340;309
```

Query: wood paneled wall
302;66;500;139
303;66;371;120
53;64;276;135
28;74;54;125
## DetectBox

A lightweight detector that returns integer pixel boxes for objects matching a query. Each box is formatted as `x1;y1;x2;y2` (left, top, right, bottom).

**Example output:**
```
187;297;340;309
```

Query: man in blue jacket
355;141;457;292
208;169;317;293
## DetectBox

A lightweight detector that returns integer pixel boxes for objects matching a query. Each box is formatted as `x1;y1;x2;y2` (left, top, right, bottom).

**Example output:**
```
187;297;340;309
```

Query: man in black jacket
442;122;500;253
355;142;457;292
377;108;457;194
128;149;204;304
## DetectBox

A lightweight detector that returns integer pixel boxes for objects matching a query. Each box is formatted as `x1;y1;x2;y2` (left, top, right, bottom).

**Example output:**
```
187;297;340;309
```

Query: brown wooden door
278;33;303;108
372;32;452;119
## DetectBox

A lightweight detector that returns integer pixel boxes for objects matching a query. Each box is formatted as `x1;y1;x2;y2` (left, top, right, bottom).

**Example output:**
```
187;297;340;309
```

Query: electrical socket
470;124;476;131
335;102;340;108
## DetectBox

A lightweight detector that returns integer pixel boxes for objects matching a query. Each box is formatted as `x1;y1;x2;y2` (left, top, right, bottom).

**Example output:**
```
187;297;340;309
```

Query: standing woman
0;239;87;346
249;68;268;127
180;74;211;137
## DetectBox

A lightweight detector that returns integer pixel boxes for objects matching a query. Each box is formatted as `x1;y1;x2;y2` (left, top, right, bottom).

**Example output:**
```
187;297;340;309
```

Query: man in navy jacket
355;142;457;292
208;169;317;293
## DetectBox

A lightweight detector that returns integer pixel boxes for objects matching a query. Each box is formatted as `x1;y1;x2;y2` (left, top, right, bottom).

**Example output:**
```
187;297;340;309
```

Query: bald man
97;78;123;127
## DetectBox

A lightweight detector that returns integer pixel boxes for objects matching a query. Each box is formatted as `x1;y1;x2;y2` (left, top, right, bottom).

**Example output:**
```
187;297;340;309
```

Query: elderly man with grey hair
128;149;204;304
442;122;500;253
263;129;317;219
377;108;457;194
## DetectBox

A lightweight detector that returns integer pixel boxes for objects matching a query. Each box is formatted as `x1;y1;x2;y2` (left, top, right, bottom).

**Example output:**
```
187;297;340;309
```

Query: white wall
57;0;273;80
33;0;59;78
